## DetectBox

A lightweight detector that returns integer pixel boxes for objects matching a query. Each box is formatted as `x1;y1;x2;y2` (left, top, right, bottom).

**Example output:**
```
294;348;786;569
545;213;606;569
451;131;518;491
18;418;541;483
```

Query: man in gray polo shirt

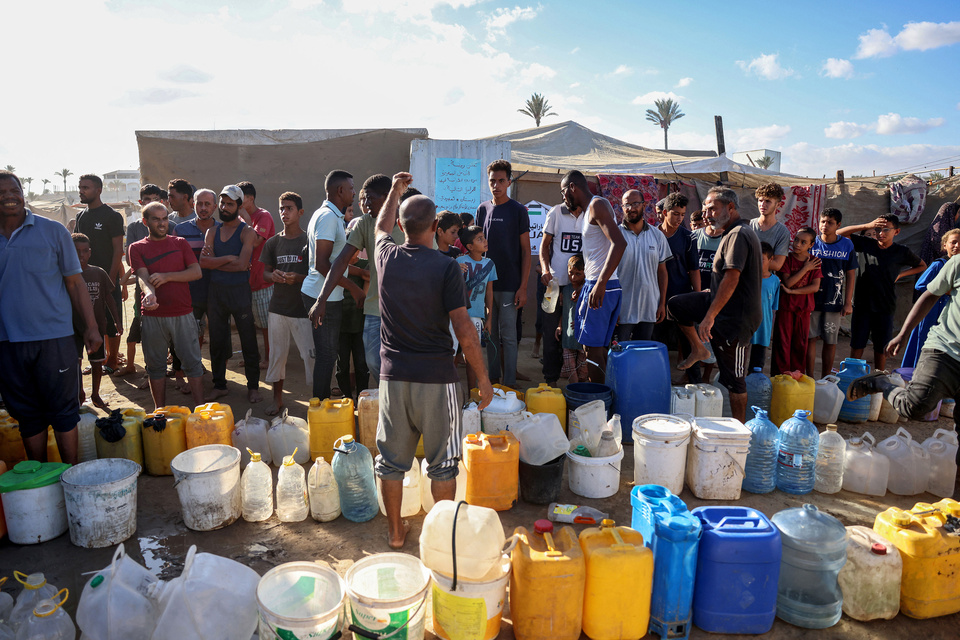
617;189;672;342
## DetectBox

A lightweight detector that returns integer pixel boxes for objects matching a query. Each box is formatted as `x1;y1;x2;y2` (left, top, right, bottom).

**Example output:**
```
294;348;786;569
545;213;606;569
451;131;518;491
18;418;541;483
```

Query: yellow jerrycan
0;411;27;467
524;383;567;432
45;427;62;463
579;519;653;640
511;520;585;640
770;372;816;426
193;402;234;429
95;408;144;465
142;406;190;475
464;432;519;511
874;498;960;618
308;397;356;463
186;409;233;449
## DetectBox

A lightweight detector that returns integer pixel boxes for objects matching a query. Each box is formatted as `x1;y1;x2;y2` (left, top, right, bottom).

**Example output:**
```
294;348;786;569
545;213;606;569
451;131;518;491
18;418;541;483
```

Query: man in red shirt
239;181;275;369
129;202;204;409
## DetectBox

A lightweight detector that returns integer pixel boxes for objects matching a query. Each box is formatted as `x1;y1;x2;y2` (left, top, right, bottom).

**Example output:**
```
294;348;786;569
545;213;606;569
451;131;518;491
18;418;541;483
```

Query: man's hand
541;271;553;286
148;273;170;288
476;377;495;411
142;292;159;311
842;301;853;317
515;287;527;309
309;300;326;328
83;327;103;355
588;283;605;309
656;302;666;323
698;314;715;343
886;332;906;357
392;172;413;193
271;269;287;284
200;245;212;257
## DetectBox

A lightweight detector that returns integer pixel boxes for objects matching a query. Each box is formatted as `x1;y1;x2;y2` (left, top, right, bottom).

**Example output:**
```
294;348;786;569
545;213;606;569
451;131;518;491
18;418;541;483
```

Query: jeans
303;294;341;401
487;290;518;386
540;285;564;383
886;348;960;429
208;284;260;390
363;314;382;383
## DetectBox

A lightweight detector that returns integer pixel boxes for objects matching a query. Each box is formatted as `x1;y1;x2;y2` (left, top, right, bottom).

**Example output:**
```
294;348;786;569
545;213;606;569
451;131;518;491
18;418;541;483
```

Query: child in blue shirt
749;242;780;372
456;226;497;388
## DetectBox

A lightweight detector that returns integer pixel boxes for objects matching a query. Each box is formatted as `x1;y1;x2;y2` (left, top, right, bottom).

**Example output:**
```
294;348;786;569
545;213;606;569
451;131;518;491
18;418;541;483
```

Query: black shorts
667;291;748;394
75;333;106;362
0;336;80;438
126;315;142;344
850;309;894;351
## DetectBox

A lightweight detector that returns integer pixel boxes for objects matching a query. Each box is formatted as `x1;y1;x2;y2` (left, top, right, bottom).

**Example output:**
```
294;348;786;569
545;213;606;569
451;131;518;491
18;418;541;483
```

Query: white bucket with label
632;414;692;495
257;562;345;640
170;445;241;531
566;447;624;499
685;417;752;500
345;553;430;640
430;557;511;640
60;458;141;548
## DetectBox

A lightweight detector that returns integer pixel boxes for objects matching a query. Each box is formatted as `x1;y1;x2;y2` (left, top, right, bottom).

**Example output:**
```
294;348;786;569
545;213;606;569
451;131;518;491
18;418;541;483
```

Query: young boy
436;210;462;259
749;243;780;372
807;208;858;378
259;192;314;416
772;227;821;375
693;216;723;290
750;183;790;272
689;210;705;231
559;254;588;383
456;226;497;389
72;233;121;409
840;214;926;371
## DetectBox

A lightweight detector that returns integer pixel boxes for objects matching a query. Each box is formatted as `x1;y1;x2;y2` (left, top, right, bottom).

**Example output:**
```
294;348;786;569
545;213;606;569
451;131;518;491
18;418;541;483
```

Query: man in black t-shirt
76;174;125;371
839;214;925;371
259;192;312;416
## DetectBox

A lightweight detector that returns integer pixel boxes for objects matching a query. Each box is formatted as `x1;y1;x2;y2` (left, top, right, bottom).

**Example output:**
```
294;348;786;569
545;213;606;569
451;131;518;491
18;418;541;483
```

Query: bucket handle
725;450;746;478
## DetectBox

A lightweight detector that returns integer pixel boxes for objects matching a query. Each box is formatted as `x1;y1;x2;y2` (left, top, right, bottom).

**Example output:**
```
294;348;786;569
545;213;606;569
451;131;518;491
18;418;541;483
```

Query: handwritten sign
435;158;482;213
526;200;549;255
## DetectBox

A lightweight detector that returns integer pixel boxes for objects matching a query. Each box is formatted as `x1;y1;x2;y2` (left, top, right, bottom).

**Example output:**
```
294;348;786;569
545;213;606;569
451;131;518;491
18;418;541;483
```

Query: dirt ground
1;300;958;639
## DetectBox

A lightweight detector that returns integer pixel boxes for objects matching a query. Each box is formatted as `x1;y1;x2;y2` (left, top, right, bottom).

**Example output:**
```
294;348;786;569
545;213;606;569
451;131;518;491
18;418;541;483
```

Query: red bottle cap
534;519;554;534
871;543;887;555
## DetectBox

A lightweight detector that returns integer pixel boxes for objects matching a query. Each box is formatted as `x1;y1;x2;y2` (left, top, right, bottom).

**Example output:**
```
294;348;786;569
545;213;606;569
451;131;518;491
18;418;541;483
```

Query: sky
4;0;960;191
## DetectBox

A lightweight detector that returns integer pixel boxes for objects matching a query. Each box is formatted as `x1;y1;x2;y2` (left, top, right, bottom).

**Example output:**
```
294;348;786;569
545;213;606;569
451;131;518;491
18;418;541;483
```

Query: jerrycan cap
792;410;811;420
871;543;887;555
309;397;321;406
534;519;554;534
891;510;912;526
465;433;480;443
826;424;838;432
340;435;355;444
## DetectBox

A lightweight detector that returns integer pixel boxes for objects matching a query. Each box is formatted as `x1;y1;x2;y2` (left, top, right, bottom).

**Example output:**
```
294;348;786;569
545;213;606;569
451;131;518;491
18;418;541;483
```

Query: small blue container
631;484;702;640
606;341;671;444
691;506;781;634
837;358;871;423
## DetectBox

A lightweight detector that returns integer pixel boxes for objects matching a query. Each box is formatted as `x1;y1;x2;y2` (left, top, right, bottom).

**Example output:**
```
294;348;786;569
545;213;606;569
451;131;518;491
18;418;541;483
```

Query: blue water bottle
745;369;772;417
331;435;378;522
776;410;820;494
743;407;779;494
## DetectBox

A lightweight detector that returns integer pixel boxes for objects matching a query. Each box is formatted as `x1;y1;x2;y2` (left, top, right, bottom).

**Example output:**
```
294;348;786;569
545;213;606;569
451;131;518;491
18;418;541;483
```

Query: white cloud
518;62;556;83
484;5;539;39
825;121;870;139
785;141;960;178
821;58;854;79
569;82;580;88
734;125;791;149
158;65;212;84
114;88;200;107
675;77;692;88
570;46;580;54
328;0;483;16
611;64;632;76
875;113;945;135
736;53;795;80
631;91;684;105
623;129;716;152
856;21;960;58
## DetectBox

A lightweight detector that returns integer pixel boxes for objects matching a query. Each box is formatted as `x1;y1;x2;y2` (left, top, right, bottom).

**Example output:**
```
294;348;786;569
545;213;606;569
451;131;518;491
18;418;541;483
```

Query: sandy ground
1;298;958;639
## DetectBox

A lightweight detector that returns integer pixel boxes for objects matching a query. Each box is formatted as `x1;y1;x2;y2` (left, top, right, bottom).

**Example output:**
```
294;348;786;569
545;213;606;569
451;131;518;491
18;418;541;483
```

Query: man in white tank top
560;170;626;382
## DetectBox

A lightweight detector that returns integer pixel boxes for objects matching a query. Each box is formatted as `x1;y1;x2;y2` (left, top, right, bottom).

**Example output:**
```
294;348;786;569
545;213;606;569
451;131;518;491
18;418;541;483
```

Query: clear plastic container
420;458;467;513
376;462;422;517
462;402;482;438
771;504;847;629
276;449;308;522
9;573;57;631
14;589;74;640
331;435;378;523
0;578;12;624
232;409;272;467
878;427;927;496
923;429;959;498
814;424;846;494
776;410;819;495
508;412;569;466
745;368;772;416
842;432;889;496
307;456;340;522
267;409;310;465
241;449;273;522
76;544;161;640
812;376;844;424
743;407;779;494
77;409;99;463
594;431;619;458
837;526;901;621
691;384;722;417
419;500;506;581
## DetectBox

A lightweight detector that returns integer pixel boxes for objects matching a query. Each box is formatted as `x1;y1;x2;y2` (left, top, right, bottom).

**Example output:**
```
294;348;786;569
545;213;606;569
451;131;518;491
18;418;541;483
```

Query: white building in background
731;149;781;173
102;169;141;202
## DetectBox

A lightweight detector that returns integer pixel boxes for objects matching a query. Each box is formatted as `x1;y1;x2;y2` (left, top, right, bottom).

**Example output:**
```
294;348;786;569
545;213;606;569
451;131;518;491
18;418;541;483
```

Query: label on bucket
431;584;487;640
351;604;410;639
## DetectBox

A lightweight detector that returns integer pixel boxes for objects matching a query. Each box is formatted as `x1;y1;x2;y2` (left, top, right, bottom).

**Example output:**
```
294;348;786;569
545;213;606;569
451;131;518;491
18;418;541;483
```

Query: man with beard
668;186;762;422
200;185;262;403
559;170;626;383
76;173;125;371
616;189;672;342
175;188;219;343
129;202;203;409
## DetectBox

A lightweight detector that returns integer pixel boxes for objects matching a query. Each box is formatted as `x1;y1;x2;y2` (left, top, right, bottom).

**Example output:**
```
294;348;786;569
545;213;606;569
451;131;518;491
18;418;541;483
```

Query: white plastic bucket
257;562;345;640
170;445;241;531
60;458;141;548
566;447;624;499
345;553;431;640
685;418;752;500
0;483;67;544
430;559;511;640
632;414;691;495
480;408;526;435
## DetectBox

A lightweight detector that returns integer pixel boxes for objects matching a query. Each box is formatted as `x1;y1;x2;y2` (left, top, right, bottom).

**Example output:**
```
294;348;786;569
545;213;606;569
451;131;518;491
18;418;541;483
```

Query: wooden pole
950;166;955;177
714;116;725;156
836;170;845;185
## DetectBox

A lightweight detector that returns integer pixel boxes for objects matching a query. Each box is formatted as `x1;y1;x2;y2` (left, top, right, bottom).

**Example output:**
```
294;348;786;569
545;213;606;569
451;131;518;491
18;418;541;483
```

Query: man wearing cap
200;185;262;403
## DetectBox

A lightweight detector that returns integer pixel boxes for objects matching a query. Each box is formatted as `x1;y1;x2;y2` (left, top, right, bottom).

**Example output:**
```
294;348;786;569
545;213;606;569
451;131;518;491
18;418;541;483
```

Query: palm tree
41;178;51;194
55;168;73;196
518;93;558;127
4;165;14;172
107;180;124;199
22;177;32;195
644;98;686;151
756;156;775;170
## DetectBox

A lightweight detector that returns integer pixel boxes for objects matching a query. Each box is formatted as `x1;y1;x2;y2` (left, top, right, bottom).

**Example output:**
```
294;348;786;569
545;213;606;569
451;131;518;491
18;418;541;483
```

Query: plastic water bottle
743;407;779;494
307;456;341;522
607;414;623;449
746;368;772;417
776;410;820;495
331;435;378;523
814;425;846;494
276;448;308;522
241;448;273;522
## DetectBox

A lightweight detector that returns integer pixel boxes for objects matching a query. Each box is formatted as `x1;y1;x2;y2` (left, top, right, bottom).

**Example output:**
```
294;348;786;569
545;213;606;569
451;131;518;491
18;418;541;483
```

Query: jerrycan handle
716;516;761;529
862;432;876;447
895;427;913;443
34;588;69;617
824;375;841;384
14;571;44;589
933;428;958;442
601;519;634;550
244;408;253;423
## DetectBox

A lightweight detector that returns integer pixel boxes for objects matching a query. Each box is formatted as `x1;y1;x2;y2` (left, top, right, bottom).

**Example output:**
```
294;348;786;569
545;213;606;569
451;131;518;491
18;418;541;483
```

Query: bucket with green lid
0;460;71;544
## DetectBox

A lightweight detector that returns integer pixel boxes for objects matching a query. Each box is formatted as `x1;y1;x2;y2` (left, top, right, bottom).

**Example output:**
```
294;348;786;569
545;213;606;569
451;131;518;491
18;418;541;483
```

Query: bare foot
678;345;711;371
136;377;150;390
178;382;193;395
248;389;263;404
92;395;109;410
112;365;136;377
387;520;411;550
205;387;230;401
264;402;282;417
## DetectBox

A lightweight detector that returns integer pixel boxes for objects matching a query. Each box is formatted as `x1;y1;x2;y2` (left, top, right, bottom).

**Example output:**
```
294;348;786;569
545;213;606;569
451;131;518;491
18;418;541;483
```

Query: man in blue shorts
0;171;101;464
559;170;626;383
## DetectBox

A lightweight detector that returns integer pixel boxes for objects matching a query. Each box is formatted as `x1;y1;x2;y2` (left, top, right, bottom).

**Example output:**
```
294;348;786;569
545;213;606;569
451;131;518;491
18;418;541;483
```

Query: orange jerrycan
0;411;27;467
307;397;355;463
524;383;567;432
464;432;519;511
143;406;190;475
511;519;585;640
874;498;960;618
580;519;653;640
186;409;232;449
194;402;234;429
45;427;61;463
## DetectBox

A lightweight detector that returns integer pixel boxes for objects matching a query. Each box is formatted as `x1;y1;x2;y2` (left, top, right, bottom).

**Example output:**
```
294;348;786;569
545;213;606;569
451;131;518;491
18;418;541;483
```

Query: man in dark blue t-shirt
476;160;530;387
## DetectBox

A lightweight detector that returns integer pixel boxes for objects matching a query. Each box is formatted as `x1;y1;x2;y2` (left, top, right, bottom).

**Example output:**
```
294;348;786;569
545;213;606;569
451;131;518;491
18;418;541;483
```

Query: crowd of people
2;161;960;548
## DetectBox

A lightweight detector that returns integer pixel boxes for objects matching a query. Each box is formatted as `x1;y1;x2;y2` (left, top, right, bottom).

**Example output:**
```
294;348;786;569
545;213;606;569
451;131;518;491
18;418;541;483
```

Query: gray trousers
885;348;960;431
486;290;518;386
